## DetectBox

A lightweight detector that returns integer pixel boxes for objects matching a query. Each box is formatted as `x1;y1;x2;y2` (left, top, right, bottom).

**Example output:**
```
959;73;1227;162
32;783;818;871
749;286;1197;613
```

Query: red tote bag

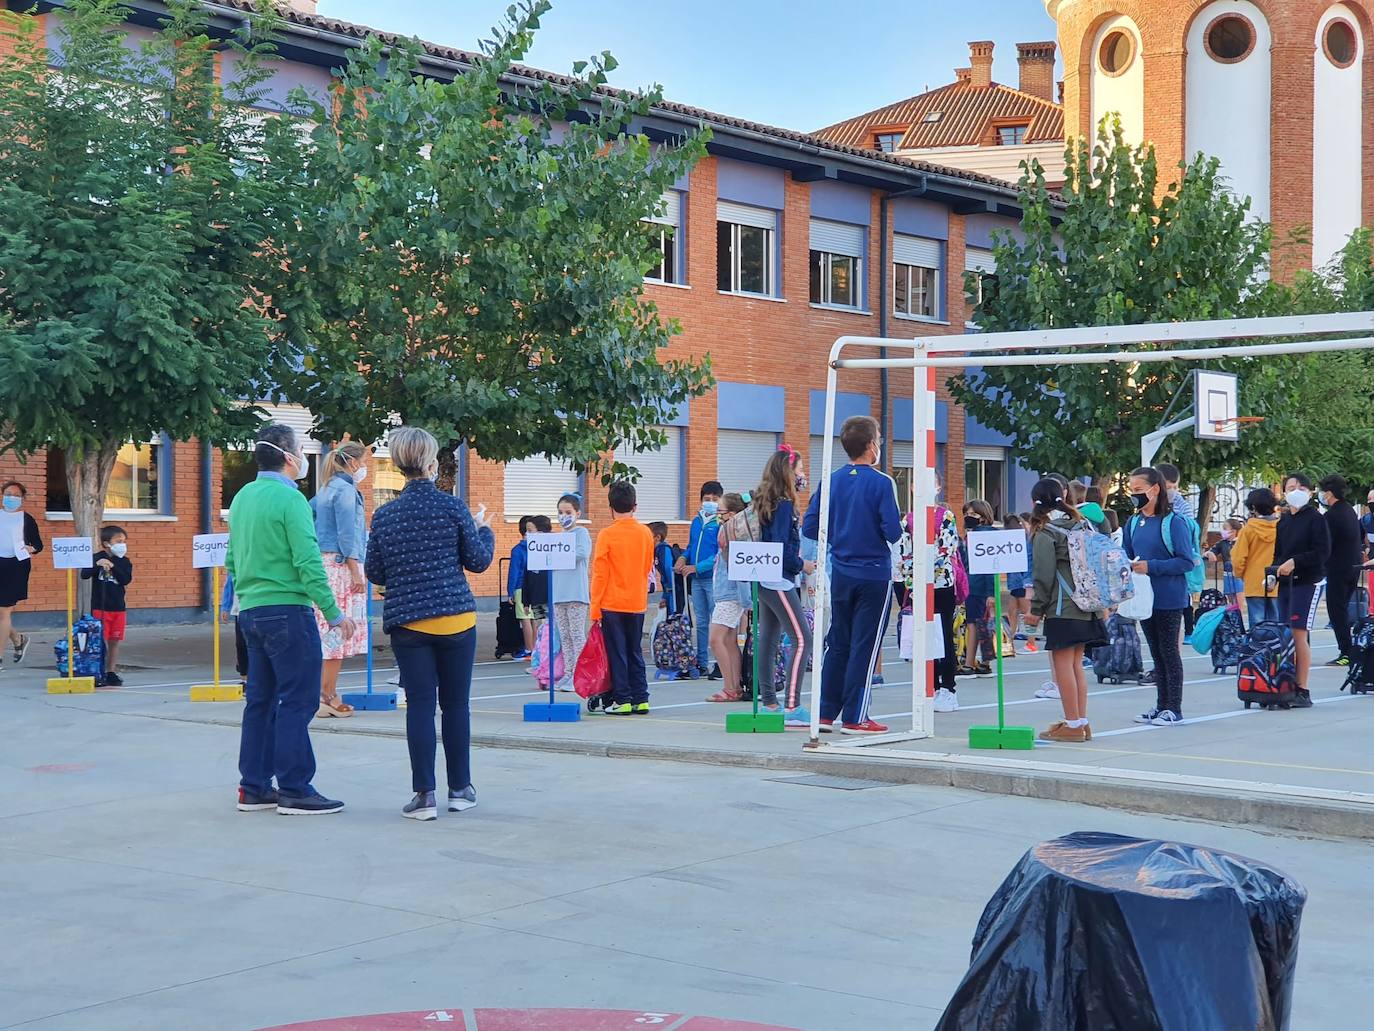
574;623;612;699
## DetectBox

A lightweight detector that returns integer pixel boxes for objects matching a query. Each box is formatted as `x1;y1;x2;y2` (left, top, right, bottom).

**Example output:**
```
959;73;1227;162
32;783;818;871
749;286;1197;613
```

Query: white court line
1090;691;1366;737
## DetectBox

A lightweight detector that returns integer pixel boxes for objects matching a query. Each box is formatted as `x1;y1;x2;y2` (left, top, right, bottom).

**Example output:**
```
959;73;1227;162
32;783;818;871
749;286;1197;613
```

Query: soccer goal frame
806;312;1374;750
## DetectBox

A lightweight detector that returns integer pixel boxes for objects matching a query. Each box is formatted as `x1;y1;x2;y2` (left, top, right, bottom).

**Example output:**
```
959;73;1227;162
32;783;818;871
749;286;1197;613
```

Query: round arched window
1325;19;1358;69
1098;29;1135;76
1205;14;1256;63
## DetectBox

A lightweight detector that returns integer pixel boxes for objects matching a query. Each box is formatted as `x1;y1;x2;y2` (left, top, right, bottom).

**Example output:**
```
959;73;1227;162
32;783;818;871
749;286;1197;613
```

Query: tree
287;0;713;489
950;121;1281;493
0;0;315;595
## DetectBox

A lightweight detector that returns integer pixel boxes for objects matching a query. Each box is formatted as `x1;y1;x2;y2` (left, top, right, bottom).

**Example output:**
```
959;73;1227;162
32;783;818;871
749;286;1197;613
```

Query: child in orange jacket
591;481;655;715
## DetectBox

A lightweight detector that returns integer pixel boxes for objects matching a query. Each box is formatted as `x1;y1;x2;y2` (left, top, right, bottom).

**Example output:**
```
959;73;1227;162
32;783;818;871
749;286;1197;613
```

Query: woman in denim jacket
311;440;370;716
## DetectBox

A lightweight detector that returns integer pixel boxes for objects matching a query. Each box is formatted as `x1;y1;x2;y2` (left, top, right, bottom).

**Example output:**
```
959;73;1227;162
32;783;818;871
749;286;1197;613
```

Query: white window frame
644;222;677;285
894;263;940;319
810;250;861;308
717;201;777;297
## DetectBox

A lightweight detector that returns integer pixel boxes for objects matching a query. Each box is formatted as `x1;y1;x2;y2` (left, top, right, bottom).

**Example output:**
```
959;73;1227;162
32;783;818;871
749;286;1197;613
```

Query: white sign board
192;533;230;569
967;529;1029;575
51;536;93;570
1194;369;1239;442
728;541;784;582
527;532;577;571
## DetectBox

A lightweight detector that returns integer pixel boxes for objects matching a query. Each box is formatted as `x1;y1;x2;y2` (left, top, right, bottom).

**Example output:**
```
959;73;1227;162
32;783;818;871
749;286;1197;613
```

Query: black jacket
1325;500;1363;579
1274;504;1331;587
81;550;133;611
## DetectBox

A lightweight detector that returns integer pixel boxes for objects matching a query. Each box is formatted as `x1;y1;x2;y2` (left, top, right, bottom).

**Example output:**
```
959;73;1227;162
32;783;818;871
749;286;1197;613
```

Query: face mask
258;439;308;481
1131;492;1150;511
965;514;981;528
1;496;19;512
700;500;719;518
109;542;128;558
352;466;368;485
1287;489;1311;510
872;445;882;466
558;512;576;530
794;474;809;492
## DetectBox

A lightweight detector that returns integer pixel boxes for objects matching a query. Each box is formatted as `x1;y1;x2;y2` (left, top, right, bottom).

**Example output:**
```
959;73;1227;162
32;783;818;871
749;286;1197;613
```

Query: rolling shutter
890;441;914;469
809;435;848;485
502;454;580;517
965;247;997;274
613;427;683;521
809;219;864;257
646;190;681;227
716;429;778;494
256;402;320;453
717;200;775;230
894;234;941;268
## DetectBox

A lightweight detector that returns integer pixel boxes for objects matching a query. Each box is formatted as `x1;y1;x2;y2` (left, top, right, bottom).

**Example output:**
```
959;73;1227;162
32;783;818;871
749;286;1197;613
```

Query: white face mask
558;512;576;530
259;439;308;482
352;466;368;485
1286;489;1311;510
109;542;128;558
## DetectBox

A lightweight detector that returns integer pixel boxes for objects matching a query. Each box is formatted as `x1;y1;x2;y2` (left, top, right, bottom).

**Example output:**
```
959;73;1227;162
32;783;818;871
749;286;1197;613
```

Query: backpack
1183;515;1205;593
528;622;565;688
54;614;105;679
1046;520;1134;615
652;586;696;679
1342;616;1374;695
1196;588;1228;618
1209;606;1247;674
725;505;761;545
1091;613;1143;684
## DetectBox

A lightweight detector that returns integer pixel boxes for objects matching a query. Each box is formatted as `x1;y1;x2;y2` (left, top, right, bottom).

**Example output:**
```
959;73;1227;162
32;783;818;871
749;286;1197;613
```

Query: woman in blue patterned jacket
365;427;495;822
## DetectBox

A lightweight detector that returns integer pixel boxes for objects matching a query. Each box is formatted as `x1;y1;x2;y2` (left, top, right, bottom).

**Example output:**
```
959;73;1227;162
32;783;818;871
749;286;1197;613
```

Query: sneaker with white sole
1034;681;1060;700
1150;709;1183;726
403;791;437;821
236;787;280;812
448;785;477;812
13;633;30;664
783;706;812;728
1133;708;1161;724
933;688;959;713
840;718;889;735
277;791;345;816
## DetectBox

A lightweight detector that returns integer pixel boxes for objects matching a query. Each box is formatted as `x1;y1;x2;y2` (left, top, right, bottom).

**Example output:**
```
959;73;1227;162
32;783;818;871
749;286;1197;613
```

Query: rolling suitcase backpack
54;614;105;680
1208;606;1246;674
652;581;696;681
1342;582;1374;695
1091;613;1144;684
494;558;526;659
1237;577;1297;709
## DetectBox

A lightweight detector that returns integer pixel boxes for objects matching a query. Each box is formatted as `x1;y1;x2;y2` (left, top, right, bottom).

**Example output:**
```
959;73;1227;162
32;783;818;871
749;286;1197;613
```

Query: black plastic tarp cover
935;831;1307;1031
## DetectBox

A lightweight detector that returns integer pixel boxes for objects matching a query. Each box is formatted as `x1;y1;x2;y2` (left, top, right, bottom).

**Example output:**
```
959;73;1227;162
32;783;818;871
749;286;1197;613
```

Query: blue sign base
523;701;582;722
341;691;397;711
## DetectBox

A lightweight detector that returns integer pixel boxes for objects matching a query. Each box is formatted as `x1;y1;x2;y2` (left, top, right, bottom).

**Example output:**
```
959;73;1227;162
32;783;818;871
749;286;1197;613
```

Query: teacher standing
311;441;371;717
0;480;42;673
365;427;494;822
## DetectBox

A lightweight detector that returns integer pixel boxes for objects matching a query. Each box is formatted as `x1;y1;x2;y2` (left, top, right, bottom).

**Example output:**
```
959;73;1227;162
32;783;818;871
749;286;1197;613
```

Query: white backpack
1046;520;1135;614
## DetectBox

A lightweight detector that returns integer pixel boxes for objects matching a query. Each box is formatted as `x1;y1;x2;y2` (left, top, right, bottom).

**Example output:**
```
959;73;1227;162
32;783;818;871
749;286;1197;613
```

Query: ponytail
1029;477;1081;536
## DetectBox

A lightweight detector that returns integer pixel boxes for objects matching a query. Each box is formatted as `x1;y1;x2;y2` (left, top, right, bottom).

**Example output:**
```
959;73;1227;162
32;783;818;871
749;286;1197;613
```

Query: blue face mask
701;500;719;518
2;496;20;512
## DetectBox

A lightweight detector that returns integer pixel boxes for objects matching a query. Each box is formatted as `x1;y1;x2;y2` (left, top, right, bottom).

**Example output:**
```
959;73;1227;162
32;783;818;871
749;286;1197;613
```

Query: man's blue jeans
238;605;323;798
691;574;714;669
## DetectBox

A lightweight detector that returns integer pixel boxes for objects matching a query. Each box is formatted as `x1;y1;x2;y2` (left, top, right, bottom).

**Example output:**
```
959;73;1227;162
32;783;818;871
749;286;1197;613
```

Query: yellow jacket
1230;516;1278;598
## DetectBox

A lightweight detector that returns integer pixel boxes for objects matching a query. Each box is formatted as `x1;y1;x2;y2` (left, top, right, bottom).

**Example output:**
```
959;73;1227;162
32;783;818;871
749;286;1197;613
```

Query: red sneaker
841;719;889;735
818;717;835;733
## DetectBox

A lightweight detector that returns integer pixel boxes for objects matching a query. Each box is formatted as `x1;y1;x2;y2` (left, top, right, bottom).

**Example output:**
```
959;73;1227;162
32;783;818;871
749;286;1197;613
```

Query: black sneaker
1326;656;1351;668
277;791;345;816
237;786;280;812
13;633;30;664
1291;688;1314;709
1141;670;1157;685
706;664;723;681
102;671;124;687
403;791;437;821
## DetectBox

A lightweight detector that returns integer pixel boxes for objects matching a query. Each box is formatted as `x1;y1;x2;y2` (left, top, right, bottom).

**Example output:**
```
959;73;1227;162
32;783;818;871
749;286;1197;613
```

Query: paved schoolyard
3;687;1374;1031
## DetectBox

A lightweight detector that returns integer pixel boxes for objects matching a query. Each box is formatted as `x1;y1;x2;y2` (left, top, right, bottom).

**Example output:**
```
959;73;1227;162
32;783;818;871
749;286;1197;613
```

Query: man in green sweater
227;423;357;816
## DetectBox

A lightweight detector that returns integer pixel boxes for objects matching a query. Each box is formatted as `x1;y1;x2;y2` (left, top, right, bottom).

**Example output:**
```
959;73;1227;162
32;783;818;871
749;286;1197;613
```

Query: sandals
318;695;354;718
706;689;745;703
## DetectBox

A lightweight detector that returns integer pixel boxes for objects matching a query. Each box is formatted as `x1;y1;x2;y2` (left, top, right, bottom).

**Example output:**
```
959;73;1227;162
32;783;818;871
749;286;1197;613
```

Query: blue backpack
1046;520;1135;614
54;614;105;678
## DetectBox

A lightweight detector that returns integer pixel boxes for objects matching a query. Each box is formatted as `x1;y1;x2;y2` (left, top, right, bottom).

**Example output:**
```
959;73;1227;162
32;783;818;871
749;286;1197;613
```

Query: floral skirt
313;559;369;659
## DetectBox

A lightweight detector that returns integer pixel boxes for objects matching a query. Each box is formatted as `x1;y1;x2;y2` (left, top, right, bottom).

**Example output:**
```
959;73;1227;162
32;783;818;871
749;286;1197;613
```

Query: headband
777;443;800;465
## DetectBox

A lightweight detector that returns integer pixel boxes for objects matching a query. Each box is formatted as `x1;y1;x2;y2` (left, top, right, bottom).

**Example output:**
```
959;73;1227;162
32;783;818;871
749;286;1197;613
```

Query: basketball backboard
1194;369;1239;442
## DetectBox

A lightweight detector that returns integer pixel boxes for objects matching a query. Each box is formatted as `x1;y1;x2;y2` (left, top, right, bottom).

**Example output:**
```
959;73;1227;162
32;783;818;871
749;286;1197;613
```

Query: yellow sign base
48;676;97;695
189;683;244;703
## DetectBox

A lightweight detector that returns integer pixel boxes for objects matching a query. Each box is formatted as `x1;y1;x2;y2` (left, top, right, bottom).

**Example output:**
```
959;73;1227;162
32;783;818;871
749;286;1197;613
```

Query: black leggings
1142;609;1186;715
933;586;957;692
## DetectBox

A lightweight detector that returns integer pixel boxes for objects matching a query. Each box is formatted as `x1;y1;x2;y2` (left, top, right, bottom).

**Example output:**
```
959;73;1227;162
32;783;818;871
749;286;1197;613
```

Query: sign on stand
191;533;229;569
189;534;240;703
965;530;1035;751
527;532;577;571
523;532;580;723
725;541;786;735
47;537;95;694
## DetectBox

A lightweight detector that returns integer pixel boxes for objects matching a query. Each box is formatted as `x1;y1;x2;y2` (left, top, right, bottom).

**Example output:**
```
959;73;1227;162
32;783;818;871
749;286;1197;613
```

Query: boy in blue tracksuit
676;480;723;677
802;416;903;733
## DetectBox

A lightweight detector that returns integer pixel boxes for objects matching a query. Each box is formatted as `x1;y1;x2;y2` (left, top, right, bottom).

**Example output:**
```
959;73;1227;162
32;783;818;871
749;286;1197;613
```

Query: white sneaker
1150;710;1183;726
1133;708;1160;724
555;677;576;693
1034;681;1060;700
933;688;959;713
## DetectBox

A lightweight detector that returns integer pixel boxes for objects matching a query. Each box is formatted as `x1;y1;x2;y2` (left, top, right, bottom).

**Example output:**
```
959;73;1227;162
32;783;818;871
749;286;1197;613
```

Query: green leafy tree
951;121;1280;491
288;0;713;489
0;0;315;587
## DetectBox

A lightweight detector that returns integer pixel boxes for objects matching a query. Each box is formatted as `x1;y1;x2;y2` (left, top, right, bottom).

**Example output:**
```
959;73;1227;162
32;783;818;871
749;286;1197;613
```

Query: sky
323;0;1061;133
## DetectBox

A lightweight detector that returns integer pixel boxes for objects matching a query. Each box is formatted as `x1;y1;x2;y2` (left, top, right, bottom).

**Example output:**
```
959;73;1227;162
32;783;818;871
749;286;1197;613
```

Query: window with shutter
503;455;580;518
613;428;683;521
808;434;848;487
716;430;778;495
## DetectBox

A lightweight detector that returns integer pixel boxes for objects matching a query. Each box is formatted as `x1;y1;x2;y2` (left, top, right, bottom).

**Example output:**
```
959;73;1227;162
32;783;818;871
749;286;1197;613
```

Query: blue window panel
807;390;871;436
717;382;785;432
892;398;949;444
891;197;950;241
716;158;785;209
964;212;1024;250
220;53;336;112
810;180;872;226
658;398;691;428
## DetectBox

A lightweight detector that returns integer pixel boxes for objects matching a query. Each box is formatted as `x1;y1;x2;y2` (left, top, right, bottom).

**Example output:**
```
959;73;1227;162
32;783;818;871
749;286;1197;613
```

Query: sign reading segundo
728;542;784;583
51;536;94;570
527;532;577;571
192;533;231;569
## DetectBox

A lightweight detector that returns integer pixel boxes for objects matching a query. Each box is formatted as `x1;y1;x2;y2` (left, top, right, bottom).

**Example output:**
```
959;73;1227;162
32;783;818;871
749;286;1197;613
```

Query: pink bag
574;623;612;698
529;622;566;688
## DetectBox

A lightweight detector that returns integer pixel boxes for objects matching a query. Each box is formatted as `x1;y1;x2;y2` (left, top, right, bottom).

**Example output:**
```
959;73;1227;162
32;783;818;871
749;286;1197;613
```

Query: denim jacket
311;472;367;562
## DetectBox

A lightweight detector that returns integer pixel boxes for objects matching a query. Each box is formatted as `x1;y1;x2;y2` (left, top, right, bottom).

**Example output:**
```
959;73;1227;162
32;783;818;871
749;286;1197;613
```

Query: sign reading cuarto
728;542;784;582
967;529;1029;575
527;532;577;571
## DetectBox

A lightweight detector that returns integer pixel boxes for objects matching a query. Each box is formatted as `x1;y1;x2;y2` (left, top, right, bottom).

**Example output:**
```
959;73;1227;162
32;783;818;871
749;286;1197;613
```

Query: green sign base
968;724;1036;750
726;711;786;734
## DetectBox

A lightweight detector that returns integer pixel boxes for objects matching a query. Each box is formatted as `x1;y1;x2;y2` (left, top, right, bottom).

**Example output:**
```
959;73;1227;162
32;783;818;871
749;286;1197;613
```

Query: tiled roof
814;79;1065;151
188;0;1028;200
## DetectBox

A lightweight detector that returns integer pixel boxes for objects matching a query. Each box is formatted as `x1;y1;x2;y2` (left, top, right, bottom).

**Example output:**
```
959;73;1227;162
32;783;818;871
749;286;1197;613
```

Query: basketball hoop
1211;416;1265;435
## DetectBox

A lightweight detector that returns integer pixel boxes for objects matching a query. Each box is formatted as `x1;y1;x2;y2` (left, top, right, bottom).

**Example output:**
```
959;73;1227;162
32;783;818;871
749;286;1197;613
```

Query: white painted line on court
1090;691;1366;737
